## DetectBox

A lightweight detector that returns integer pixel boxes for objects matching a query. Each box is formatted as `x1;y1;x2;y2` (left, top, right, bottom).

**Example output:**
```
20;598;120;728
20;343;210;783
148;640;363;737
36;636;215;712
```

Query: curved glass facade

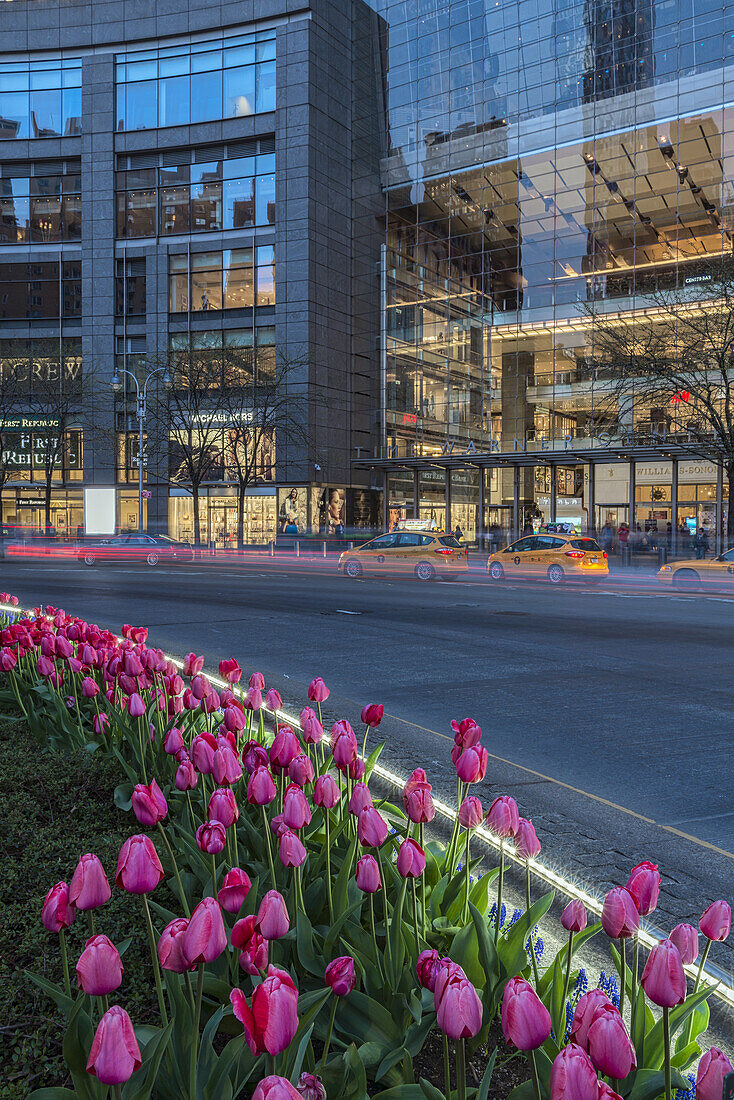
0;58;82;140
115;29;276;132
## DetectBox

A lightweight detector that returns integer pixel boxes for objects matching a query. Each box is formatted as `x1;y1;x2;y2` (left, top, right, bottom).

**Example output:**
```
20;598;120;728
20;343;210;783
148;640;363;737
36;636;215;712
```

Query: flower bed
0;596;731;1100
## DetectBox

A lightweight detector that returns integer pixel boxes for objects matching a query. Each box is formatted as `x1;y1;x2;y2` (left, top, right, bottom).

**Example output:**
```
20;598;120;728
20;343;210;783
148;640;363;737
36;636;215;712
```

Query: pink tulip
397;838;426;878
244;686;263;711
279;829;307;868
562;900;588;933
270;813;287;837
190;732;217;774
699;899;731;942
243;740;270;774
313;774;340;808
248;765;277;806
131;779;168;827
163;727;184;755
270;727;301;772
191;673;211;701
231;965;299;1055
0;647;17;671
487;795;519;838
69;853;111;911
515;817;541;859
641;938;686;1007
115;835;164;894
218;657;242;684
696;1046;734;1100
76;934;124;996
253;1076;301;1100
232;914;268;975
196;820;226;854
434;967;483;1038
266;688;283;710
361;703;383;727
183;896;227;964
208;787;239;829
416;948;440;991
587;1004;636;1078
158;917;191;972
570;990;613;1050
355;854;381;893
224;705;246;733
357;805;388;848
289;753;315;787
331;728;358;771
127;692;146;718
86;1006;142;1085
257;890;290;940
249;671;265;690
42;881;76;932
307;677;329;702
455;744;488;784
81;676;99;698
626;861;660;916
213;743;243;785
296;1074;327;1100
501;977;552;1050
300;710;324;745
183;652;205;676
283;783;311;829
348;782;373;816
550;1044;598;1100
458;796;483;829
218;868;252;914
669;923;699;965
601;887;640;939
404;784;435;824
175;757;197;790
325;955;356;996
598;1085;623;1100
37;654;55;677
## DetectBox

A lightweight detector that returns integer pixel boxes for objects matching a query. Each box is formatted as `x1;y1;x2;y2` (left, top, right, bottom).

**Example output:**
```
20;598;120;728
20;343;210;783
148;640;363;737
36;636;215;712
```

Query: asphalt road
2;556;733;978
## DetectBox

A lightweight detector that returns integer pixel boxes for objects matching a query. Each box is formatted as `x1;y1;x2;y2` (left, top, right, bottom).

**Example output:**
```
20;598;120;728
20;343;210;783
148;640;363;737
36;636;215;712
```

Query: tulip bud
550;1044;598;1100
81;676;99;698
42;881;76;932
458;795;483;829
183;652;204;676
253;1077;301;1099
127;692;146;718
231;966;299;1056
163;727;184;755
190;732;216;774
397;838;426;878
487;795;520;838
115;835;165;894
301;711;324;745
279;829;307;868
669;922;699;965
158;917;191;972
601;887;640;939
641;938;686;1007
270;727;300;772
86;1006;142;1085
515;817;541;859
325;955;356;996
404;784;435;824
212;743;243;785
355;853;381;893
501;977;552;1050
244;686;263;711
257;890;290;940
288;753;315;787
242;740;270;774
598;1085;623;1100
626;861;660;916
570;989;613;1050
224;705;246;733
197;820;226;854
131;779;168;827
175;756;197;790
416;948;440;991
360;703;383;727
266;688;283;711
348;756;366;781
435;967;483;1039
455;744;488;784
699;899;731;942
297;1073;327;1100
348;781;373;816
307;677;329;702
586;1004;636;1078
208;787;239;829
696;1046;734;1100
217;868;252;914
247;765;277;806
69;853;111;911
283;783;311;829
561;900;588;934
357;805;388;848
218;657;242;684
249;671;265;689
183;896;227;964
76;934;124;996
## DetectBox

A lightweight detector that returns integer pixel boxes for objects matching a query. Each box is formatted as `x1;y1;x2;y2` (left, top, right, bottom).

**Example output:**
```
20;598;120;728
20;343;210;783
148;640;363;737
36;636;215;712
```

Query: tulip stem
362;725;369;760
525;862;540;988
529;1049;542;1100
456;1038;467;1100
59;928;71;998
325;809;334;923
376;849;392;974
320;995;339;1070
137;717;148;784
142;893;168;1026
157;822;190;916
442;1032;451;1097
419;823;426;937
463;830;471;925
369;894;384;982
190;962;204;1098
494;839;505;944
618;937;626;1022
185;790;196;836
682;938;711;1049
630;934;639;1037
211;854;217;898
411;877;420;954
114;1086;123;1100
261;805;276;885
87;909;96;937
561;930;574;1037
663;1006;671;1100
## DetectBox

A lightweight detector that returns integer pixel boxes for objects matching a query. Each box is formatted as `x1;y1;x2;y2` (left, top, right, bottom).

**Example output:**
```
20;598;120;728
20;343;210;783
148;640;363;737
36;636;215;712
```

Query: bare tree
0;358;31;509
584;254;734;540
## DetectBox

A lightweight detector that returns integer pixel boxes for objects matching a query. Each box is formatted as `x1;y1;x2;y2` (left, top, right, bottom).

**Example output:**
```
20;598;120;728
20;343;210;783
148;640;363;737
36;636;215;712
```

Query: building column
445;471;451;533
412;468;419;520
513;465;520;539
671;457;679;557
716;462;724;555
587;463;596;535
549;465;557;522
478;467;485;549
628;460;636;530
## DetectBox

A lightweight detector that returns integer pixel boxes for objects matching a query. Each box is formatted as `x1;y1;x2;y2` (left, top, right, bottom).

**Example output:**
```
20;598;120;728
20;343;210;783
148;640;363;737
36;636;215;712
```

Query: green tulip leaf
25;970;75;1017
122;1019;174;1100
476;1045;498;1100
418;1081;445;1100
626;1067;689;1100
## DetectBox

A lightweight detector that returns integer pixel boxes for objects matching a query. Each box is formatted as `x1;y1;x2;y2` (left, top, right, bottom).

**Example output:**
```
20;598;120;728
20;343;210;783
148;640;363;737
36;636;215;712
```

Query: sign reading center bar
593;460;718;503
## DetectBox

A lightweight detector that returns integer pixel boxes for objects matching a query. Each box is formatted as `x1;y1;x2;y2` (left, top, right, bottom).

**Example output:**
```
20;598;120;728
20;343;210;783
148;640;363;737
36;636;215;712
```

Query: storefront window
169;250;275;313
169;492;276;546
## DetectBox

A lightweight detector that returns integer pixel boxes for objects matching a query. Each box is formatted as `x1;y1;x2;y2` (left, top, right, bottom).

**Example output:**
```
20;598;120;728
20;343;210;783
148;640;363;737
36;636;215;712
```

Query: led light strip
4;602;733;1009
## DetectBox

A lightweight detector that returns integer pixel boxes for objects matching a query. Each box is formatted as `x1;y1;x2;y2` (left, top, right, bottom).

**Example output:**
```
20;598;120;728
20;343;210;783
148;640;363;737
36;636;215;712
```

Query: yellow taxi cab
337;529;469;581
657;547;734;590
486;532;609;584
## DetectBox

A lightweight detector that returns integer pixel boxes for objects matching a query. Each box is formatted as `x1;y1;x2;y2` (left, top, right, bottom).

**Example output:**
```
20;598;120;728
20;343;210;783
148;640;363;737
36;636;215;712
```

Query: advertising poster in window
309;487;346;536
277;486;307;534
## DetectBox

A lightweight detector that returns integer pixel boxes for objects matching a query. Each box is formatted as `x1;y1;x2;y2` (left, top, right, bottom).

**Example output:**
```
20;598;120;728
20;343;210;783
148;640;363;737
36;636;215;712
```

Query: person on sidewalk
617;522;630;552
600;521;614;554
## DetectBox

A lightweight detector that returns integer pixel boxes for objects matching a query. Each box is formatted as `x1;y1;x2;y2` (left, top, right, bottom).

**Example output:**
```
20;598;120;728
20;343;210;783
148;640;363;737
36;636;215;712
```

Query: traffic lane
2;560;732;967
3;559;734;848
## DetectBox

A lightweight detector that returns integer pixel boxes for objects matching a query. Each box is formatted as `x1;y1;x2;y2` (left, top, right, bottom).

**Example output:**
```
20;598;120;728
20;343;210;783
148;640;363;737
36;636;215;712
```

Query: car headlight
659;565;672;572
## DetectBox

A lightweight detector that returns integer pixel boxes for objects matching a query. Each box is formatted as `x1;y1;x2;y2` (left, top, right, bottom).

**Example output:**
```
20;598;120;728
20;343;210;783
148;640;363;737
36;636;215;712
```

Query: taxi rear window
568;539;602;551
439;536;461;547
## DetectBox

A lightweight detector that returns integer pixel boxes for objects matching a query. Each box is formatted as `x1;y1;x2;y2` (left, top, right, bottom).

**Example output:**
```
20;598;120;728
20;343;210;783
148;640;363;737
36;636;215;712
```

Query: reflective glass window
29;89;62;136
190;70;223;123
256;245;275;306
224;66;256;118
256;61;276;112
122;81;157;131
124;190;156;238
256;173;275;226
191;252;222;311
62;88;81;135
159;76;190;128
0;92;29;138
160;185;190;234
224;248;254;308
224;177;254;229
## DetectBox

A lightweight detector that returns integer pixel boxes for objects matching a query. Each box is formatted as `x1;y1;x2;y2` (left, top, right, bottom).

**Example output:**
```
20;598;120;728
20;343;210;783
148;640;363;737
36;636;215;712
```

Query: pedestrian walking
600;521;614;554
454;523;464;541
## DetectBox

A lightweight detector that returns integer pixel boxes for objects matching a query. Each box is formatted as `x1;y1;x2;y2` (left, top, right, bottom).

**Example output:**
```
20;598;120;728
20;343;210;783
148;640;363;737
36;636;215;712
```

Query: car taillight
603;551;608;559
434;547;453;555
565;550;584;558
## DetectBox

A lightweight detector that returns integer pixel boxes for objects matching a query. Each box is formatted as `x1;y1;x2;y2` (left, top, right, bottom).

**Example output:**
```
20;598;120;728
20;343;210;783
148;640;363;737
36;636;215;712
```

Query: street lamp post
111;367;169;534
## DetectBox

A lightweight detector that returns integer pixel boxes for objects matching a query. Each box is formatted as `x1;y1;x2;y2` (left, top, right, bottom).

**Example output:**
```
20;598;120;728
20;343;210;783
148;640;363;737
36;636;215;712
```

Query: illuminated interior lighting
3;602;732;1007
